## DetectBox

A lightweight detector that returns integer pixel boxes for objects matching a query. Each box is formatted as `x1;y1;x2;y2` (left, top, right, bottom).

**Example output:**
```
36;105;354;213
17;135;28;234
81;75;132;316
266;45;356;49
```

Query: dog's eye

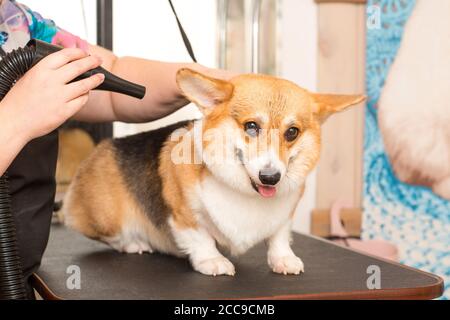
284;127;299;142
244;121;260;137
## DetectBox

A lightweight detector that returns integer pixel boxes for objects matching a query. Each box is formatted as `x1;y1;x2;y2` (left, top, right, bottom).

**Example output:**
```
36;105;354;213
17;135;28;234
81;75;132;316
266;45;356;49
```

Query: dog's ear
311;93;366;122
176;68;234;114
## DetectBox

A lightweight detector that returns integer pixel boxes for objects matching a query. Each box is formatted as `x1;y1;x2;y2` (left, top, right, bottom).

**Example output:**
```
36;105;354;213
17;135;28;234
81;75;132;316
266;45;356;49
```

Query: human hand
0;47;105;143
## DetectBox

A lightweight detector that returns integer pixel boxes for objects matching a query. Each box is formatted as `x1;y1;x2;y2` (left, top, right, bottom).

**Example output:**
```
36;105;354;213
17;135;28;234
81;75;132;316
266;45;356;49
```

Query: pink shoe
328;200;398;261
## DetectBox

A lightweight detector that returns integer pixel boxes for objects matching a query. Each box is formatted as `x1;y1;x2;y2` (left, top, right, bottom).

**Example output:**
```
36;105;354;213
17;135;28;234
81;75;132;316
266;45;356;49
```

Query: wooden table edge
31;271;444;301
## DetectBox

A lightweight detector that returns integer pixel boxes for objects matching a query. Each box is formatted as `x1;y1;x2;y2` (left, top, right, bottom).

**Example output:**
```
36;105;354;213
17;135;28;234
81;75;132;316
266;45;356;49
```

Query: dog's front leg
267;222;304;275
171;224;235;276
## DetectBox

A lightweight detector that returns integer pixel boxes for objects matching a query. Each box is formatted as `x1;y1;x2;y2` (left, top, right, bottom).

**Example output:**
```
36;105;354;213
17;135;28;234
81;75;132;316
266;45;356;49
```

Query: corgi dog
63;69;365;276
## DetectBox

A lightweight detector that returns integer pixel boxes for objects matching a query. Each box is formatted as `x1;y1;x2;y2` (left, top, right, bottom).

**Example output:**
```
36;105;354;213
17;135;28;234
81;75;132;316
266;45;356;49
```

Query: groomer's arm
73;44;231;122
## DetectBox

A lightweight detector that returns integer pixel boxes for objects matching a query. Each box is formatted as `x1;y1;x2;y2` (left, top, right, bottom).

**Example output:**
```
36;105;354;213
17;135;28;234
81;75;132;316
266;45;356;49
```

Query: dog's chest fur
193;176;299;255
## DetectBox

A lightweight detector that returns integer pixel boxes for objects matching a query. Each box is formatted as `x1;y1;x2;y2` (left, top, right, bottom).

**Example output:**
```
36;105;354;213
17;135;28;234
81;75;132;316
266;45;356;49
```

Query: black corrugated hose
0;174;27;299
0;45;37;300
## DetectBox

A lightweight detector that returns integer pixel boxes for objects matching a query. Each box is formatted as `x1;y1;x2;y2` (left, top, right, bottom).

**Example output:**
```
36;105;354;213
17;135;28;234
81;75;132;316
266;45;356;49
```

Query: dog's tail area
53;200;66;225
53;200;63;213
53;186;73;225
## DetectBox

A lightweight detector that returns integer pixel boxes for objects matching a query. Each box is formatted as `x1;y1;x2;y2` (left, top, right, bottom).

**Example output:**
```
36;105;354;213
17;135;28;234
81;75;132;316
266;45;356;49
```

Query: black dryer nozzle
27;39;146;99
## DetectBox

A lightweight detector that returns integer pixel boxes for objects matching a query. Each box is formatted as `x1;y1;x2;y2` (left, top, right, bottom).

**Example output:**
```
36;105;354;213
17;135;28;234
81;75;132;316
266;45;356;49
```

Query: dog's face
177;68;365;198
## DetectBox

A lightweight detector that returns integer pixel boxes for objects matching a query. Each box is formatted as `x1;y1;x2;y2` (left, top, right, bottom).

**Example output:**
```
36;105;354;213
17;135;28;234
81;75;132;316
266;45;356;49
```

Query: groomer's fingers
64;73;105;101
58;55;102;83
64;93;90;118
39;47;88;69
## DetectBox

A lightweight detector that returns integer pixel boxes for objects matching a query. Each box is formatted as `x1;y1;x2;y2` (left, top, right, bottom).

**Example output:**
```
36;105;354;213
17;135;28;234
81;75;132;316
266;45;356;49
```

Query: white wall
112;0;216;136
278;0;318;233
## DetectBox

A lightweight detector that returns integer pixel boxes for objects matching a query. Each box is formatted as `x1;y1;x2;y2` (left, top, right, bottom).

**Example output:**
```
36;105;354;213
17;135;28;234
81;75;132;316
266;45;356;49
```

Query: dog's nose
259;169;281;186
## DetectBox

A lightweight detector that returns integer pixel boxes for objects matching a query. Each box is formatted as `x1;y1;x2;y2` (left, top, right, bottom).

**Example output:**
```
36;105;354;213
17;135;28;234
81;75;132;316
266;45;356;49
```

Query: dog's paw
193;256;236;276
269;255;304;275
123;241;153;255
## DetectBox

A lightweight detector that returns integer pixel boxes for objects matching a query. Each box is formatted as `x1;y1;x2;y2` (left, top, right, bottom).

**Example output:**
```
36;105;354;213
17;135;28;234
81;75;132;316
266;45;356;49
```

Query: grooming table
32;224;443;300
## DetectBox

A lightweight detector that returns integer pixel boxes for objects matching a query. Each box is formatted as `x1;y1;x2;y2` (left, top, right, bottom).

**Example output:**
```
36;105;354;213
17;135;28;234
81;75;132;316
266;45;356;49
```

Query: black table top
33;224;443;300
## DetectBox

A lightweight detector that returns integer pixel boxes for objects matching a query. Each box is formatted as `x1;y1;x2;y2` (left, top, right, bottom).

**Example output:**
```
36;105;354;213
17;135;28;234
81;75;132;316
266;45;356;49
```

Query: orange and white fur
378;0;450;200
63;69;365;276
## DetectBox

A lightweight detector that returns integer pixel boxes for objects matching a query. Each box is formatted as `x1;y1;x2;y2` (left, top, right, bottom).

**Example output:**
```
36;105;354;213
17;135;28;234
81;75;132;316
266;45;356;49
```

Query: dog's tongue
257;185;277;198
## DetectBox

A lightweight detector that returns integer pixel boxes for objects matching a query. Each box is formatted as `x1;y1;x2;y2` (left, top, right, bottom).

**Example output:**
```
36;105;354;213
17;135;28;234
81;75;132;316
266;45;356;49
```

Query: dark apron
7;131;58;294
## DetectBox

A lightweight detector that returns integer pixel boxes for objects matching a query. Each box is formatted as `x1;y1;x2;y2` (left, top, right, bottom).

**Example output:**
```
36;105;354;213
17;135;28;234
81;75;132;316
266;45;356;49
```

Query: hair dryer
0;39;146;299
0;39;146;100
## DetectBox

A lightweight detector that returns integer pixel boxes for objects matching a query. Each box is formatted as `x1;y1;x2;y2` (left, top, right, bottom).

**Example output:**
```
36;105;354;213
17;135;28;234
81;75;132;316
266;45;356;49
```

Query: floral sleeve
15;1;88;51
